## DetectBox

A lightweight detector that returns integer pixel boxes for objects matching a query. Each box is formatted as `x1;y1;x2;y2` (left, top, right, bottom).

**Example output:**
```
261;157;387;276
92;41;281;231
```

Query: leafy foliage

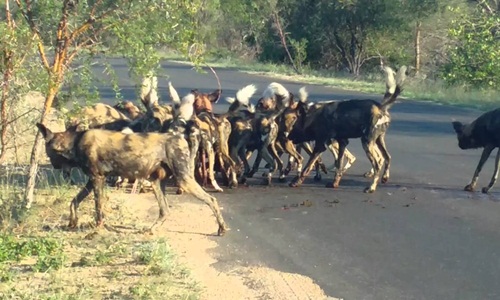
441;6;500;88
0;234;65;273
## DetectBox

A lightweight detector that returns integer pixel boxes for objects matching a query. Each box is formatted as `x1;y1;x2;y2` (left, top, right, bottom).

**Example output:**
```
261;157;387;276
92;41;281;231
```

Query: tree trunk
0;54;13;164
24;88;58;209
0;0;14;164
272;11;301;75
414;20;421;74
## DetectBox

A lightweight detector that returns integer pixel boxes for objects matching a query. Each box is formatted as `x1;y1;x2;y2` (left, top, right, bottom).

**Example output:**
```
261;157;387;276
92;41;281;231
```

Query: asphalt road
92;59;500;300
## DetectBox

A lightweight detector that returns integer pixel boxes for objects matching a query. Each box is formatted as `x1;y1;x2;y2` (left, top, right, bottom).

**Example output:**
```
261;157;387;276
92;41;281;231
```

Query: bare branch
476;0;495;14
271;11;301;75
14;0;51;72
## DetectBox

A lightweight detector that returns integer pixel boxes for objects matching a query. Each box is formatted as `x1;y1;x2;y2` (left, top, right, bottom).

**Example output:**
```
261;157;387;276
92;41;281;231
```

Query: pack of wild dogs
37;63;500;236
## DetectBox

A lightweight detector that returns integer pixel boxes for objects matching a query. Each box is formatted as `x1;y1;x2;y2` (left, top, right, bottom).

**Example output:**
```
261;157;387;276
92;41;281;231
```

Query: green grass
159;49;499;111
0;166;201;300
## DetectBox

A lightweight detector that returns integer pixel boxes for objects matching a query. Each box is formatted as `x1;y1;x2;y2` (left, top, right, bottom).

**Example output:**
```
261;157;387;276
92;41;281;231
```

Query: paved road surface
92;58;500;300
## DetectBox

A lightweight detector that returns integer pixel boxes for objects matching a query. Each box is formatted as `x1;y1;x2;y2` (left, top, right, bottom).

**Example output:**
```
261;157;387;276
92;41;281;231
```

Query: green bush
0;234;65;272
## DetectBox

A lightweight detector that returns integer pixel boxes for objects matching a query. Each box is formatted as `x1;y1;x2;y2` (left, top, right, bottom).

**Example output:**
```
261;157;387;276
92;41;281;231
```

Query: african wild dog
191;88;221;114
167;82;239;191
288;64;407;193
36;121;228;236
452;108;500;193
113;100;144;120
245;82;294;185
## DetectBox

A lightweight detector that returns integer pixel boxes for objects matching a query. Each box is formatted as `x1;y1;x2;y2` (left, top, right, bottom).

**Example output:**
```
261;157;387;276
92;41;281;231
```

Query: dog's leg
207;143;224;192
260;146;276;185
201;148;208;187
247;145;262;178
220;151;238;188
290;142;326;187
68;179;94;228
375;133;391;183
282;141;298;176
177;174;228;236
268;142;283;182
92;175;106;227
150;179;169;231
283;140;303;178
189;134;200;177
302;142;328;174
465;144;495;192
329;139;348;188
362;139;382;193
482;148;500;193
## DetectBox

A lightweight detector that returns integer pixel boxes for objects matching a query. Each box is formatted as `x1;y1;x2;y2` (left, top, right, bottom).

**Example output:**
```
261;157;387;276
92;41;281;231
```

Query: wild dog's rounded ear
452;121;463;133
209;89;222;103
36;123;54;141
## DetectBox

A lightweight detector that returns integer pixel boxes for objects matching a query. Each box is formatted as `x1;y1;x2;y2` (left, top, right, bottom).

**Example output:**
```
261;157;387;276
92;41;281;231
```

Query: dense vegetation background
192;0;500;89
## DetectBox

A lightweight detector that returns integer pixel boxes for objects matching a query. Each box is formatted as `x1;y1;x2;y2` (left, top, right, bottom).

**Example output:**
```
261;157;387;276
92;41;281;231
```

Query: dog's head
281;107;300;138
191;89;221;114
256;97;275;112
142;104;175;132
452;121;476;149
36;123;80;160
114;101;143;120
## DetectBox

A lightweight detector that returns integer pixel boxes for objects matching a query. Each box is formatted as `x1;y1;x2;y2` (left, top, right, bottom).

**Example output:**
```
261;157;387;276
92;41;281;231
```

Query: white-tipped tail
396;66;407;86
268;82;290;98
121;127;134;134
225;97;236;104
140;72;159;109
236;84;257;106
178;93;195;120
298;86;308;103
168;81;181;104
247;104;256;114
382;65;397;95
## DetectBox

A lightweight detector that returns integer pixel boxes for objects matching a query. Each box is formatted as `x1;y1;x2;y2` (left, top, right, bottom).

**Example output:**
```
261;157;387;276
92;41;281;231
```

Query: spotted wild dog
452;108;500;193
167;82;239;191
288;64;407;193
113;100;144;120
36;118;228;236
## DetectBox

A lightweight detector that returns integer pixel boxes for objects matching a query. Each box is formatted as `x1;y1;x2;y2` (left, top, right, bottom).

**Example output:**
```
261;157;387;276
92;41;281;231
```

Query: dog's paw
481;186;490;194
464;184;475;192
363;187;376;193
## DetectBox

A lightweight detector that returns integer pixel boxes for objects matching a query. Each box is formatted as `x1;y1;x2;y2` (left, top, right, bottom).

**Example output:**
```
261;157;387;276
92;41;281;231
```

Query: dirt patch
115;190;338;300
1;181;337;299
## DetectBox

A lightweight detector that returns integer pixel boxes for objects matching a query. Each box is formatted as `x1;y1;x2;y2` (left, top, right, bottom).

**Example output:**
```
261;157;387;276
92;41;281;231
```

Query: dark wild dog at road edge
288;64;407;193
36;123;228;236
452;108;500;193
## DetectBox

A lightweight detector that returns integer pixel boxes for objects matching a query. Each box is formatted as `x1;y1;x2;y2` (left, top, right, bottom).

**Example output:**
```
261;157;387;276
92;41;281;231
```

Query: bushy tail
380;65;407;112
140;72;159;110
224;84;257;115
262;82;292;107
298;86;308;103
168;81;181;104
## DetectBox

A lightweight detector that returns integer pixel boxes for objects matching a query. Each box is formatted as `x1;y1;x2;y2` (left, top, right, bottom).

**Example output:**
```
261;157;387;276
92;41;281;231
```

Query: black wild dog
36;123;228;236
288;64;407;193
452;108;500;193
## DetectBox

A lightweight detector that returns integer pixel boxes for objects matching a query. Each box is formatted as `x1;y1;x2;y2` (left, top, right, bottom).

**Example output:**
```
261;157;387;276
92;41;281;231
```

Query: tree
441;3;500;88
11;0;203;208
